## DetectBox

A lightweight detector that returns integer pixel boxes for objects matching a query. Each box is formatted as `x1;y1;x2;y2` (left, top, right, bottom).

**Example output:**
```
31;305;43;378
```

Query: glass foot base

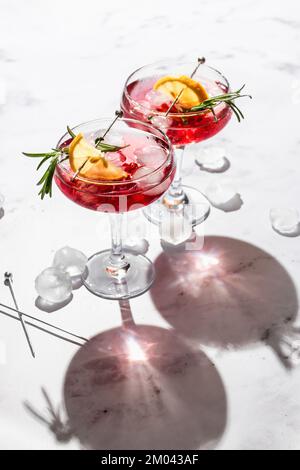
143;185;210;226
83;250;155;300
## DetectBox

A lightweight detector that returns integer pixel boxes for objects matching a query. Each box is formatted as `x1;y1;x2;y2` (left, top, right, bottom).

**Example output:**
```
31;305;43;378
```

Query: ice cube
35;267;72;303
53;246;88;277
205;180;243;212
270;208;300;236
92;130;124;147
150;115;172;130
159;207;193;245
103;132;125;147
0;192;4;209
133;166;167;197
134;166;163;185
134;146;166;168
124;238;149;255
35;295;72;312
137;100;152;110
145;89;172;108
195;147;229;172
133;166;153;179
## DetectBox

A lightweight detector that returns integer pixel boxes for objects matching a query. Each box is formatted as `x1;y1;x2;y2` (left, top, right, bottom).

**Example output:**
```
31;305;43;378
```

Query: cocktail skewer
95;110;123;144
0;302;88;342
4;272;36;358
71;110;123;181
164;57;206;117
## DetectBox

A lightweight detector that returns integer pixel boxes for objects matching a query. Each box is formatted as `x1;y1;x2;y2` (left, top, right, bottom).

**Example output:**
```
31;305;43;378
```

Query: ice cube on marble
53;246;88;277
35;295;72;312
159;208;193;245
270;208;300;236
134;146;166;168
124;238;149;255
205;180;242;211
35;267;72;303
195;147;228;172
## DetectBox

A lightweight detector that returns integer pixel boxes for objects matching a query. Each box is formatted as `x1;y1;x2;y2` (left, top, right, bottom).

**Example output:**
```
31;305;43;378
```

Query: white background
0;0;300;450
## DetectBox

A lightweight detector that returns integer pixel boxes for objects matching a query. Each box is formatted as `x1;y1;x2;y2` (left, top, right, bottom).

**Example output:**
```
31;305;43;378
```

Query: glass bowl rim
122;59;231;118
55;117;174;186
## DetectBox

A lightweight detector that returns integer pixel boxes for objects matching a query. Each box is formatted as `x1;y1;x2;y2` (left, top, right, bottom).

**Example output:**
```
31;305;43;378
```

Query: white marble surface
0;0;300;450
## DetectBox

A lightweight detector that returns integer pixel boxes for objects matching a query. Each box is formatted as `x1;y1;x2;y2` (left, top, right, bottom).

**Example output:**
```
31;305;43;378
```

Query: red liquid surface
55;132;175;212
121;77;232;146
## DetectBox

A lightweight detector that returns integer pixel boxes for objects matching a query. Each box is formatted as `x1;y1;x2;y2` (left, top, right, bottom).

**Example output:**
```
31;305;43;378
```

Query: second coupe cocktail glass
121;59;232;226
55;118;175;300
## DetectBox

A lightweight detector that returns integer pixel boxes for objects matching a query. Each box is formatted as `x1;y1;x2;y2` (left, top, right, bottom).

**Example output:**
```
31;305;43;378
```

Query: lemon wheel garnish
69;133;127;181
153;75;209;108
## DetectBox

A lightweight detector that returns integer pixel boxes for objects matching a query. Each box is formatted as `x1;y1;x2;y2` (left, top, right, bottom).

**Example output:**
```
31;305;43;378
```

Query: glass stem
163;146;187;207
106;212;130;280
119;299;136;329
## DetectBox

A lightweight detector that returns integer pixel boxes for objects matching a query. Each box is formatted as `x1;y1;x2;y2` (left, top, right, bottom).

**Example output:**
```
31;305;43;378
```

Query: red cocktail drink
122;77;231;146
121;60;233;227
53;118;175;300
55;127;174;213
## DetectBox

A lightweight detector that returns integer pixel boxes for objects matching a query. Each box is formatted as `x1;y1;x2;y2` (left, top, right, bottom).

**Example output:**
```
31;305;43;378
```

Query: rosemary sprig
67;126;76;138
23;126;130;199
22;148;69;199
94;139;129;153
190;85;252;122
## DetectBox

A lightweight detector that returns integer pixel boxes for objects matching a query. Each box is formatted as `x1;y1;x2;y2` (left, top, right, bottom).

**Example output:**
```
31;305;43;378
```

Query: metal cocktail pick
95;110;123;144
164;57;206;117
71;110;124;182
4;272;36;358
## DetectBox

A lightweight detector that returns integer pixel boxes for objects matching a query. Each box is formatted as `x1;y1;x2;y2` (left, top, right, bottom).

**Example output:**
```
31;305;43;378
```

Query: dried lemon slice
69;133;127;180
153;75;209;108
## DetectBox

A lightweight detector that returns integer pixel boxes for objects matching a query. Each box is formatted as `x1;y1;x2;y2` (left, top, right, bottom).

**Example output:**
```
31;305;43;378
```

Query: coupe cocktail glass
55;118;175;300
121;59;232;226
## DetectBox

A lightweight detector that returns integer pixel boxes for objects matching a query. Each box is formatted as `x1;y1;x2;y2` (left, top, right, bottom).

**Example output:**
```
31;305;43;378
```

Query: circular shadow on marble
64;325;227;450
150;236;298;348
